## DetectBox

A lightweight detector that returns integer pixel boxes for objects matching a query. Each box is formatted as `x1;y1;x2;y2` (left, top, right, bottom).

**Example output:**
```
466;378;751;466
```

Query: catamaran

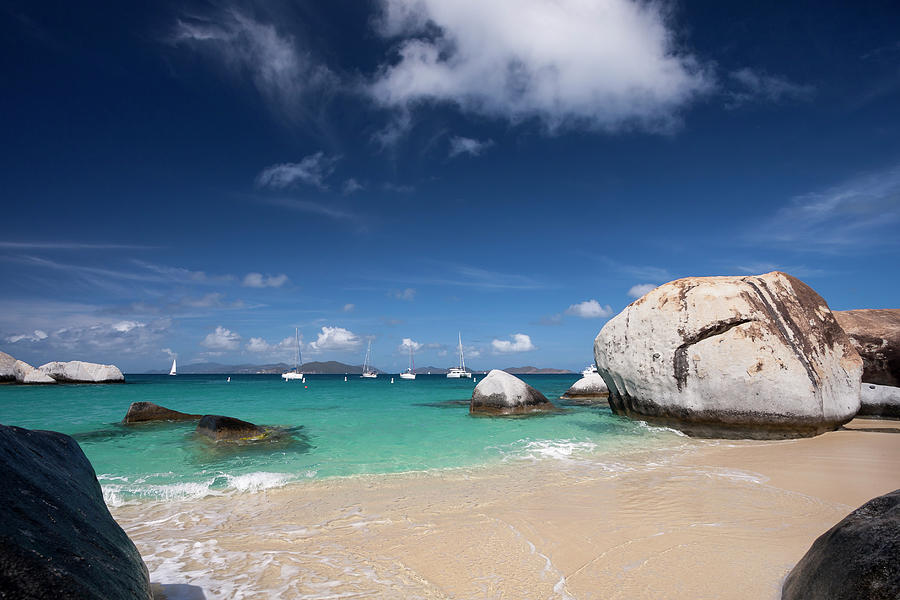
582;364;599;377
168;358;177;376
446;332;472;378
400;344;416;379
361;340;377;378
282;328;304;381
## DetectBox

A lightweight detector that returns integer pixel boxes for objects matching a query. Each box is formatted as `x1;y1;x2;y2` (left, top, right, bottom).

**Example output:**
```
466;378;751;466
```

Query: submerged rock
834;309;900;387
594;271;862;439
39;360;124;383
859;383;900;419
13;359;56;384
470;369;556;415
123;401;202;424
782;489;900;600
0;351;15;382
0;424;152;599
196;415;268;441
562;374;609;401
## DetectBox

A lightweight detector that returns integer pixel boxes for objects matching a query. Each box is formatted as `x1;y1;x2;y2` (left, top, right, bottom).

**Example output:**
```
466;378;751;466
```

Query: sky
1;0;899;373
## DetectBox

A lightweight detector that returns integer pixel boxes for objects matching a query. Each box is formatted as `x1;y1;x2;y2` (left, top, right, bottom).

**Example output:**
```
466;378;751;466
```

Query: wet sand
113;418;900;600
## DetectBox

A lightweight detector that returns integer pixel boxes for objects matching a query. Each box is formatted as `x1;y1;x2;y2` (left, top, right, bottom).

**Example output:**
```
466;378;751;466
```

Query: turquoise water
0;374;681;504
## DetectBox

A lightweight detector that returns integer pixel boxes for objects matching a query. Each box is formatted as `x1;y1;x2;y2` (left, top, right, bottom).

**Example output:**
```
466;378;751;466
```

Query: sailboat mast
294;327;300;371
458;332;465;371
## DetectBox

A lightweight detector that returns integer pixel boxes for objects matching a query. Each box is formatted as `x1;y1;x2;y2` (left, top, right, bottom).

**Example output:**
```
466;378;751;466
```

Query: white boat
446;332;472;378
282;328;304;381
582;364;599;377
400;343;416;379
361;340;377;378
169;358;177;376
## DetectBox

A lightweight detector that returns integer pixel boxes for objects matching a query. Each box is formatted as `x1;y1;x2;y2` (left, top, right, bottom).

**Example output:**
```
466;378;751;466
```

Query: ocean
0;374;686;507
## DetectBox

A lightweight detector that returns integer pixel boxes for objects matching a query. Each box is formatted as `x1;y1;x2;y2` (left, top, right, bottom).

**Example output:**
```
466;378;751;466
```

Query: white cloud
256;152;339;189
393;288;416;301
201;326;241;351
242;272;289;288
342;178;364;195
726;68;814;108
627;283;656;298
448;136;494;158
6;329;48;343
260;198;357;222
369;0;712;133
342;303;356;312
112;320;144;333
565;299;613;318
399;337;423;352
308;326;362;352
492;333;535;353
162;347;177;359
246;335;295;355
172;10;336;119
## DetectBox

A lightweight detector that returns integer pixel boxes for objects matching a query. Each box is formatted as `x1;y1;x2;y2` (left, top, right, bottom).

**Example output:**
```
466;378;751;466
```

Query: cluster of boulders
0;351;124;384
123;401;270;442
592;271;898;438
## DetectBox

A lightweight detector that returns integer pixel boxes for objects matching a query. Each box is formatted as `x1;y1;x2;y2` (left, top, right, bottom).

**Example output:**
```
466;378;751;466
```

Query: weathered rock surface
0;351;15;381
0;424;152;600
123;401;202;424
859;383;900;419
782;488;900;600
39;360;124;383
13;360;57;384
562;374;609;400
594;271;862;439
470;369;556;415
196;415;268;441
834;309;900;387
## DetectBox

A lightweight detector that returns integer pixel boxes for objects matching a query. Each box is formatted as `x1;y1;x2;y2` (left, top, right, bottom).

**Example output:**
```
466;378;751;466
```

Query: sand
111;418;900;600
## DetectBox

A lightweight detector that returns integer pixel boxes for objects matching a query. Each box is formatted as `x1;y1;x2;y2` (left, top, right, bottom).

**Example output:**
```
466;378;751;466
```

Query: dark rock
834;309;900;387
0;424;152;600
196;415;268;441
123;401;202;424
859;383;900;419
470;369;556;415
782;488;900;600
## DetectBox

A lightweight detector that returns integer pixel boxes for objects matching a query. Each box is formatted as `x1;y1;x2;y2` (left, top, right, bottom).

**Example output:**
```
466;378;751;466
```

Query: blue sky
2;0;899;372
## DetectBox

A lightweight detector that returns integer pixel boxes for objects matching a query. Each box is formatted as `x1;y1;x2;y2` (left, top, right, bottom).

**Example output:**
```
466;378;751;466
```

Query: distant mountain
143;361;382;375
503;366;576;374
413;366;449;374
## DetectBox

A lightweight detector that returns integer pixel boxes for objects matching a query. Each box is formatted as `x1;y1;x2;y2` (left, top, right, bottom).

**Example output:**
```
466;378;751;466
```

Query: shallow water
0;374;685;504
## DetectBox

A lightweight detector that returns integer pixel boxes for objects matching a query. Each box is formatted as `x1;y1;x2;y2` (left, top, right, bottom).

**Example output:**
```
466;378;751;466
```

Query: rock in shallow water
38;360;124;383
13;359;56;384
859;383;900;419
123;401;202;424
782;489;900;600
0;424;152;600
834;308;900;387
196;415;269;441
470;369;556;415
562;375;609;400
594;271;862;439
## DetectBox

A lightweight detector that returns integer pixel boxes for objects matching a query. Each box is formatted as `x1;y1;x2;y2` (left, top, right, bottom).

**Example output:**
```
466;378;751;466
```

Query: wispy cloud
725;68;814;108
595;256;672;282
492;333;535;353
749;164;900;252
342;178;364;195
259;197;359;223
733;263;826;278
448;136;494;158
256;152;340;190
242;273;289;288
392;287;416;301
0;241;155;250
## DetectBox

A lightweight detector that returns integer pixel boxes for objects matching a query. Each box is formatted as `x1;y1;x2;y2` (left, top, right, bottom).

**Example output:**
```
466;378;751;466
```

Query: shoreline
110;417;900;599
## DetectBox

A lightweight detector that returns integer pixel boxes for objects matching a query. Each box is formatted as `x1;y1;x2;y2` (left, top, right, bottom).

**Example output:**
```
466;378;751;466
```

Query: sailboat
400;344;416;379
282;328;304;381
446;332;472;378
168;358;177;376
361;340;377;378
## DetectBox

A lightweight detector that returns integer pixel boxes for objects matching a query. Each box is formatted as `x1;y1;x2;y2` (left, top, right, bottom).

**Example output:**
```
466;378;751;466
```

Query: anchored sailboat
446;332;472;378
168;358;177;376
400;343;416;379
361;340;377;378
282;328;304;381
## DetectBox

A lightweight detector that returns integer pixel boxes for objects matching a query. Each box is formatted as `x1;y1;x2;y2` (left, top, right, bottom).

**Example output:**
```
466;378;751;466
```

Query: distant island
140;362;574;375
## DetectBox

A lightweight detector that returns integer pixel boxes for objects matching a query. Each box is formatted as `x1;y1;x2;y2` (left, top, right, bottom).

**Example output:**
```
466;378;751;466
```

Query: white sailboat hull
446;368;471;378
361;372;377;379
282;372;303;381
399;372;416;379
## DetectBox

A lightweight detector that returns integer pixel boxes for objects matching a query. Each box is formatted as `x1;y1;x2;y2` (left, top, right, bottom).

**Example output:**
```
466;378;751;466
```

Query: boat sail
446;332;472;378
282;328;304;381
361;340;377;378
169;358;177;376
400;343;416;379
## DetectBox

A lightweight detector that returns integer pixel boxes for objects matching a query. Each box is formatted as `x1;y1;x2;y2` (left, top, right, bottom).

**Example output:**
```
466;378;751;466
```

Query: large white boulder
859;383;900;419
0;351;15;382
562;374;609;402
13;360;56;384
594;271;862;438
39;360;124;383
470;369;555;415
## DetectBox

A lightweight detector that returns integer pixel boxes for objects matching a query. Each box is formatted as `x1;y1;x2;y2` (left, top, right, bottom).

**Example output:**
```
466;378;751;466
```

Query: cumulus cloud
492;333;535;353
399;337;423;352
246;335;295;356
369;0;712;133
448;136;494;158
726;68;814;108
627;283;656;298
171;9;337;119
308;326;362;352
201;326;241;351
256;152;339;190
565;299;613;318
392;288;416;301
242;272;289;288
